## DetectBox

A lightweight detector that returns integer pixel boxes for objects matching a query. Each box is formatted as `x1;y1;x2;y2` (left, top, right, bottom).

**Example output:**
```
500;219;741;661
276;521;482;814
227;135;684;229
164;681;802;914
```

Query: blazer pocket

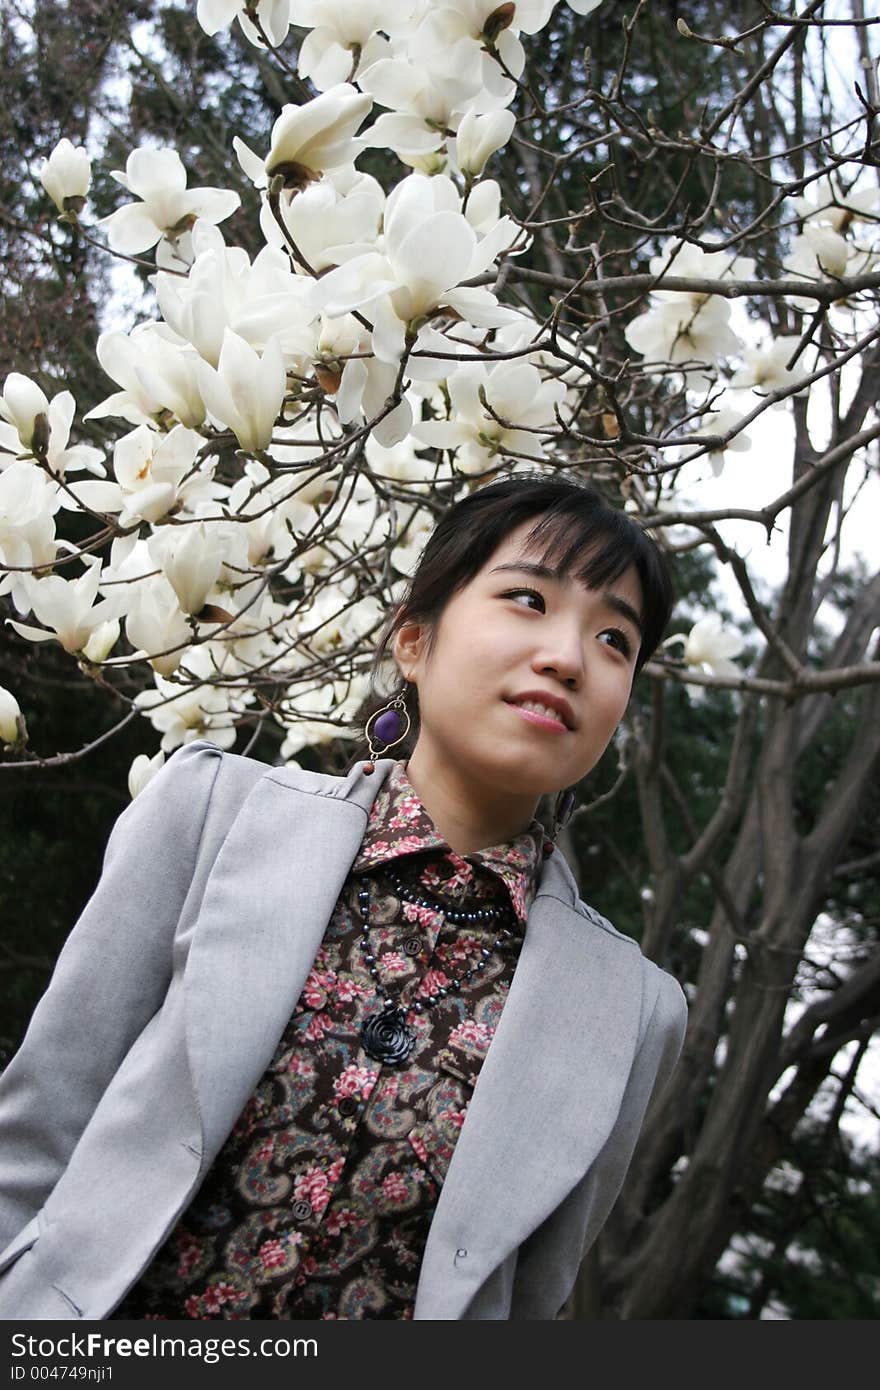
0;1214;43;1275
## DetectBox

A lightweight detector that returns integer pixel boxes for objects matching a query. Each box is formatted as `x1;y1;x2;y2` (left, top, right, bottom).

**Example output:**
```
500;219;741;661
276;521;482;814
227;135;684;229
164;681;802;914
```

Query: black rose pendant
360;1007;417;1067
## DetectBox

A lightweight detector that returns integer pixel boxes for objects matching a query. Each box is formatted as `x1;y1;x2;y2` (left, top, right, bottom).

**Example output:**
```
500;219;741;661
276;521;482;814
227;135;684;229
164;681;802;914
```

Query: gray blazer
0;739;687;1321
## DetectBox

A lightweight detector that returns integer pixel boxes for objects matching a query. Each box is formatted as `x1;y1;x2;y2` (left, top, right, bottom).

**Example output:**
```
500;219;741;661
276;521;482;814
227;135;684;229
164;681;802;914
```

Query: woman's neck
402;750;541;856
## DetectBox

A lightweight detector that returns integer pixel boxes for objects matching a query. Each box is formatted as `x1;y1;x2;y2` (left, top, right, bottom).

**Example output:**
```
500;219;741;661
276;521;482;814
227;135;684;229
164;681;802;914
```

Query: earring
543;786;576;856
362;688;411;774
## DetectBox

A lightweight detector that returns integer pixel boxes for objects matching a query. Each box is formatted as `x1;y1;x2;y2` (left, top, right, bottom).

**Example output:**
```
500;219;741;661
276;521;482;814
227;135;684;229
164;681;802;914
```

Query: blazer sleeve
0;739;223;1252
509;961;688;1319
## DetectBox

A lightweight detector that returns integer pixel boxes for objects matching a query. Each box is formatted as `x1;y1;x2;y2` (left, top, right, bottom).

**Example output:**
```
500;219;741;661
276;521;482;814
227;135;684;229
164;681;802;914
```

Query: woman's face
392;518;644;808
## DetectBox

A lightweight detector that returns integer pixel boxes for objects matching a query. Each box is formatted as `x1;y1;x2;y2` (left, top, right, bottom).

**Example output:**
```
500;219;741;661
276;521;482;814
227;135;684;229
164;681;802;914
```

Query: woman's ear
392;619;428;682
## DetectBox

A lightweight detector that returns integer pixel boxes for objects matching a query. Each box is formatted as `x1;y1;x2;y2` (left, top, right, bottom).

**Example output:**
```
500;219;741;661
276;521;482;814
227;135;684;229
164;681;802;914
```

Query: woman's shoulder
157;739;394;819
160;738;345;797
574;894;687;1029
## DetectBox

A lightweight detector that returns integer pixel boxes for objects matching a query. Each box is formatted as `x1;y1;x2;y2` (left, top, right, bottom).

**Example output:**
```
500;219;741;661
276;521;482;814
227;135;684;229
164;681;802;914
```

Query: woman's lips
505;700;569;734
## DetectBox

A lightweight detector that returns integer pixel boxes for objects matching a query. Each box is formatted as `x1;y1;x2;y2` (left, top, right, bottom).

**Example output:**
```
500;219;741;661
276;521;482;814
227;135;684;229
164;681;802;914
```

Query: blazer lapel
183;758;395;1167
414;851;646;1318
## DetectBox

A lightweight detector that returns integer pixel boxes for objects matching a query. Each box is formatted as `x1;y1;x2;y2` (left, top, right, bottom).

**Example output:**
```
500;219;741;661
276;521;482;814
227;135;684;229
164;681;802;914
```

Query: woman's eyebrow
490;560;644;637
604;593;644;639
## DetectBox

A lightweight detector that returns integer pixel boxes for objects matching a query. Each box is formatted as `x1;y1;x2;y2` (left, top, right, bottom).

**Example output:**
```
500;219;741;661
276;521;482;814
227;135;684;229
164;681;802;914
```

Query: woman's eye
598;628;633;658
503;587;545;611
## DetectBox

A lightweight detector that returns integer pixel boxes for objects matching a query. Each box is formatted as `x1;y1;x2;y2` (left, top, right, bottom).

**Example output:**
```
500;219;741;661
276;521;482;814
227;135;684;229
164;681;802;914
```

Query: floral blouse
112;760;547;1320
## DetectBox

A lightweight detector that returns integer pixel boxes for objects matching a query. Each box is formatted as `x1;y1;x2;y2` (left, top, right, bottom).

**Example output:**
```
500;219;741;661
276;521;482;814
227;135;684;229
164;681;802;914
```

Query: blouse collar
351;760;548;926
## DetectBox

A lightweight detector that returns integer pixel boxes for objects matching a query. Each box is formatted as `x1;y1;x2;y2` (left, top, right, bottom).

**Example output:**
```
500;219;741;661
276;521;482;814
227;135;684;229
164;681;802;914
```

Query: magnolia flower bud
128;750;165;800
483;3;516;43
149;520;228;616
453;109;516;176
0;685;26;747
195;329;286;454
236;84;372;190
39;138;92;214
0;373;51;451
81;618;121;664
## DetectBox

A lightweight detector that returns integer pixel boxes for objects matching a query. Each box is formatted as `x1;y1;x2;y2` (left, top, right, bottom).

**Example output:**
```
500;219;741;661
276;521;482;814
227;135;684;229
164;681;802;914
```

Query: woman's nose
531;627;585;688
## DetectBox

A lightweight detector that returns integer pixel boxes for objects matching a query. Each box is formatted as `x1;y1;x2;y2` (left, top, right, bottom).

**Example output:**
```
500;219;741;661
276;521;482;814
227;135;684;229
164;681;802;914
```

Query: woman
0;475;686;1321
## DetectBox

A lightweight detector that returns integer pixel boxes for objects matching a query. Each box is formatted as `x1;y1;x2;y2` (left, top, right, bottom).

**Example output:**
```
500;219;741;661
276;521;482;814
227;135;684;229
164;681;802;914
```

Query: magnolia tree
1;0;879;1318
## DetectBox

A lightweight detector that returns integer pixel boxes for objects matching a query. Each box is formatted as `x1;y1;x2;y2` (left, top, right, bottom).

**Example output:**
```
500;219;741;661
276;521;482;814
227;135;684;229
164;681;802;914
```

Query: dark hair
354;476;674;759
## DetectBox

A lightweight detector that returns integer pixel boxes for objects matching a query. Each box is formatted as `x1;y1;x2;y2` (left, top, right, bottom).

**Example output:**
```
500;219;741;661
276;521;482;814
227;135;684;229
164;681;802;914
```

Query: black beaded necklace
357;868;517;1068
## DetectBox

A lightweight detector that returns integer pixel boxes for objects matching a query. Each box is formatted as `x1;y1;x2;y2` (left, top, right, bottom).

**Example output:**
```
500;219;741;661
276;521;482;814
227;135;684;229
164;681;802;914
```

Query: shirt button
404;937;422;956
292;1199;313;1221
337;1096;358;1117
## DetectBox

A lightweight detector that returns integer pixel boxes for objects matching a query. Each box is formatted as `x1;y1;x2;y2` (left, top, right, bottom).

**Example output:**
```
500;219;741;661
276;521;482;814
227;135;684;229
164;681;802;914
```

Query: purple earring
362;688;411;774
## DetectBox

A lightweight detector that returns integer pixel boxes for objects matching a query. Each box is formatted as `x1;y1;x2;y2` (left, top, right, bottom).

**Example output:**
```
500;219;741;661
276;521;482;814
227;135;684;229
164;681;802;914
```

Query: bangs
520;508;642;593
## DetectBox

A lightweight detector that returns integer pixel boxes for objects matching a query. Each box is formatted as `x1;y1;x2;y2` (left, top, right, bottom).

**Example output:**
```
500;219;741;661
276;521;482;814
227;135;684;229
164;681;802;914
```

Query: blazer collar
183;757;643;1317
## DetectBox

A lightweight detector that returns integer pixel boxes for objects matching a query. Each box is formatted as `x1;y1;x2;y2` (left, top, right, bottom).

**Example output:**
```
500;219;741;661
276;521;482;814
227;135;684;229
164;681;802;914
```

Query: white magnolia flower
783;223;878;309
39;138;91;214
396;0;571;110
262;421;343;519
793;174;880;233
452;0;559;35
146;518;245;616
452;108;516;175
787;223;850;280
87;323;207;431
0;461;59;613
687;406;751;478
336;352;416;447
309;311;416;446
315;173;519;368
359;41;508;161
363;433;438;491
227;460;316;568
133;643;249;752
682;614;745;678
730;336;812;399
109;424;218;526
234;84;372;190
124;577;195;676
6;561;121;655
414;358;567;470
196;329;287;453
288;493;396;576
294;0;408;90
648;238;756;293
0;384;105;495
100;147;240;255
277;672;370;759
155;223;318;367
205;585;287;674
259;173;384;275
128;749;166;799
624;239;752;377
197;0;291;47
285;577;378;660
389;503;434;576
625;296;740;377
462;178;519;244
0;685;24;745
405;6;526;103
